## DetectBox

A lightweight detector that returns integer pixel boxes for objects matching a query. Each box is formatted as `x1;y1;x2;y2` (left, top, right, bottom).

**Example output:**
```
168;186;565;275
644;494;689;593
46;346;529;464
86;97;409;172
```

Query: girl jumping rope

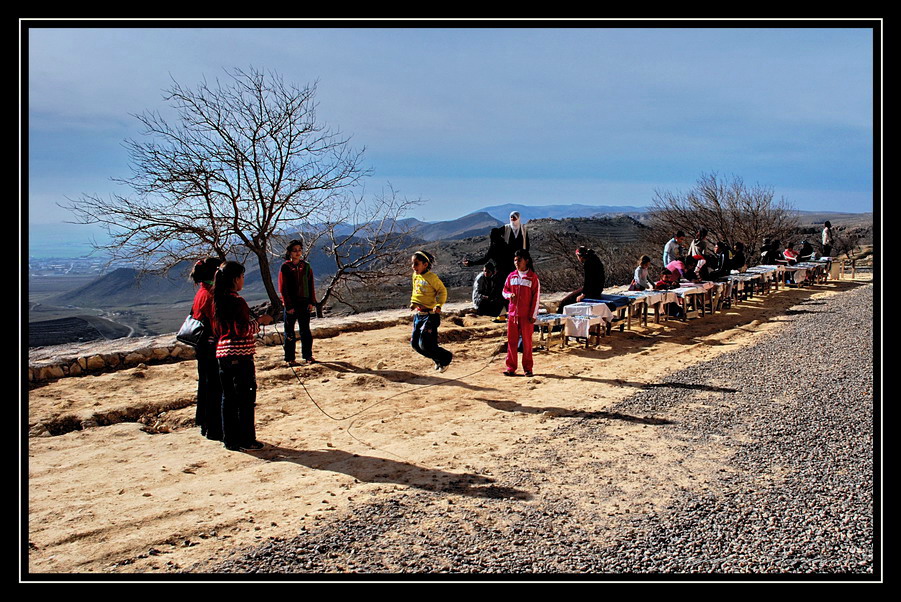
409;250;453;372
502;248;540;377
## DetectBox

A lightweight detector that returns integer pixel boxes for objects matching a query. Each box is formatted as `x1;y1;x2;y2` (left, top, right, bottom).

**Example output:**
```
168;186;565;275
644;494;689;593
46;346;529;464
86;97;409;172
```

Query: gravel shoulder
207;282;876;577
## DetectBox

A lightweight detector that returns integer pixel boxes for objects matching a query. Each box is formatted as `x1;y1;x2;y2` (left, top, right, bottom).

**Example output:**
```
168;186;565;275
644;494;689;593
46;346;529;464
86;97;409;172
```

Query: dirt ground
24;277;870;575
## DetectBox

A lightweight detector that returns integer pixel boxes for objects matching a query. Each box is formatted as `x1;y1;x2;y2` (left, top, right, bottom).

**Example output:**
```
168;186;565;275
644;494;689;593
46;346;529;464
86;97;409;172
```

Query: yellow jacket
410;270;447;310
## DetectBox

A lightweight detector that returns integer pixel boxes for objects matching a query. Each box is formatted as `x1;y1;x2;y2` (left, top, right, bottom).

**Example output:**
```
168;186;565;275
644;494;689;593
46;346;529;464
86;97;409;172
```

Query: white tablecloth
563;302;615;322
564;315;605;338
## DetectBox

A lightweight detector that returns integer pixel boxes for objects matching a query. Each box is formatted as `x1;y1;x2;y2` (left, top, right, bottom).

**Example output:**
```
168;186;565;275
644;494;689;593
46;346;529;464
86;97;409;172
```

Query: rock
86;354;106;371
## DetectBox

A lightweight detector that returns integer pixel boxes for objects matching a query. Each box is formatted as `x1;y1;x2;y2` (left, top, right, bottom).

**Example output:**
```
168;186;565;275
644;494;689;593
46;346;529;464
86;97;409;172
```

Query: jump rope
262;316;508;459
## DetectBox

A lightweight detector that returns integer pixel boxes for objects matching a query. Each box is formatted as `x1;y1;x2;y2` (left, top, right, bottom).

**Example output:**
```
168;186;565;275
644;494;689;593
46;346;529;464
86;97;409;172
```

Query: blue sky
24;22;877;255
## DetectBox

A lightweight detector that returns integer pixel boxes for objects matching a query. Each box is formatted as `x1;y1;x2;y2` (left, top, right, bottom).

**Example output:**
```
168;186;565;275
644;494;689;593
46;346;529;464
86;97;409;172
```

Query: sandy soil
25;277;870;575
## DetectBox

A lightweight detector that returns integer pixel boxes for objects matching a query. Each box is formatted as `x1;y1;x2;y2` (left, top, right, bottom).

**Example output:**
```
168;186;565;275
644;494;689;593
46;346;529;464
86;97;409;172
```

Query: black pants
195;337;223;440
475;298;504;317
283;304;313;361
218;356;258;448
557;288;584;314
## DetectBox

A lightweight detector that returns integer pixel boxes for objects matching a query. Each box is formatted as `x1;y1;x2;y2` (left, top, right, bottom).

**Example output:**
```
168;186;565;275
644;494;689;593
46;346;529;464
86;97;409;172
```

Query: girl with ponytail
212;261;273;451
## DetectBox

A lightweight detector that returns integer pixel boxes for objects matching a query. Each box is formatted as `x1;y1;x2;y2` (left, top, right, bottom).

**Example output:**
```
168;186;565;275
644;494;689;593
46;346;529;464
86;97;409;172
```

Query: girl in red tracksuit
502;248;540;377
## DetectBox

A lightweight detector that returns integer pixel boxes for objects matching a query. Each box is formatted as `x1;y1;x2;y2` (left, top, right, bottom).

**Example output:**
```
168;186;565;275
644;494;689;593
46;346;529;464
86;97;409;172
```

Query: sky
23;21;878;257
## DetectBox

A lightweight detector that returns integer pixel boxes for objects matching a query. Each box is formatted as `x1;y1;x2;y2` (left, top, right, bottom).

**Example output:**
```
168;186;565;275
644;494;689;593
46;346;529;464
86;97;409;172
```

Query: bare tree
537;227;643;291
272;184;421;316
647;172;799;258
64;67;380;310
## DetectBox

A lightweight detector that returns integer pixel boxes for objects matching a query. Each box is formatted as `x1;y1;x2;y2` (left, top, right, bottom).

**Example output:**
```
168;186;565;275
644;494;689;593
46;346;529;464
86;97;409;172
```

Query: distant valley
28;204;873;347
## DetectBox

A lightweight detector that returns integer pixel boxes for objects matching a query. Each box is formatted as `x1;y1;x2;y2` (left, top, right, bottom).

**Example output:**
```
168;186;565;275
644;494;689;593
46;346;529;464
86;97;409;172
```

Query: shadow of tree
244;445;532;500
316;360;498;392
473;398;673;425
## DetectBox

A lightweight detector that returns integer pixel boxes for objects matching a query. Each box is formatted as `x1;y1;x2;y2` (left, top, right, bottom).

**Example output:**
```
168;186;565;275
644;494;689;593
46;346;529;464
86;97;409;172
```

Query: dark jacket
581;252;605;299
278;260;316;311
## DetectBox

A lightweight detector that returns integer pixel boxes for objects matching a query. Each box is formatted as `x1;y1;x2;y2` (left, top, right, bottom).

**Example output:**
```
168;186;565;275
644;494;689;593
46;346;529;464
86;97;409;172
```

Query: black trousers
283;304;313;361
218;356;258;448
195;337;223;440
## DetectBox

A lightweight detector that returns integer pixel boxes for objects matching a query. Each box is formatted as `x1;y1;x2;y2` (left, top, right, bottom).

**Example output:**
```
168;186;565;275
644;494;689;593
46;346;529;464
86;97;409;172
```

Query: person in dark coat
557;246;605;313
706;241;732;280
279;239;317;365
472;261;504;317
465;213;530;320
729;242;747;272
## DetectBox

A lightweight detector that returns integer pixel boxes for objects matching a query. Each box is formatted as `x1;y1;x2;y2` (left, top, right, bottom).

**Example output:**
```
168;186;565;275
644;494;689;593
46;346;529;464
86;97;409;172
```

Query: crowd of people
187;212;838;451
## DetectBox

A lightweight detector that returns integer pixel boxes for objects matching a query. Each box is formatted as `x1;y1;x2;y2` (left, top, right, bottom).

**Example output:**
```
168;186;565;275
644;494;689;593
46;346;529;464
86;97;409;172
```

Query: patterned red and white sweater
213;292;261;359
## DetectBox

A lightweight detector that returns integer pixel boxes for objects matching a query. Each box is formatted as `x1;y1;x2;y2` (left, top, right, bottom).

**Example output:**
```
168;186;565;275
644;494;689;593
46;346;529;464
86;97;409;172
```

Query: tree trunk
254;251;283;314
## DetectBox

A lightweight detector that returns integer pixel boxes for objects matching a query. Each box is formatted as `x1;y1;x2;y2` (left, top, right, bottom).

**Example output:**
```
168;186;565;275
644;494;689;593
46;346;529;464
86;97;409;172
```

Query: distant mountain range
31;203;872;260
37;203;873;311
477;203;649;222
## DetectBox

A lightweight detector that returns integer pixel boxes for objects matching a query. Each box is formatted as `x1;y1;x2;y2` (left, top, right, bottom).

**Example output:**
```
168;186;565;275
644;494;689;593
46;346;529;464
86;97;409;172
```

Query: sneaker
524;371;534;377
286;360;299;366
304;358;317;365
241;440;265;450
503;370;517;377
436;364;448;373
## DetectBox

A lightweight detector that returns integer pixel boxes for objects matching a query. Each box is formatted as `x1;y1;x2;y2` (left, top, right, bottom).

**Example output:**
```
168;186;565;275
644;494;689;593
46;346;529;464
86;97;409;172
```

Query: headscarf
509;211;521;238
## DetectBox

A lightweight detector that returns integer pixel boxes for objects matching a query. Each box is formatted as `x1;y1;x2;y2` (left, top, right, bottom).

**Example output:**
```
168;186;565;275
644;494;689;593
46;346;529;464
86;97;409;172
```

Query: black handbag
176;314;206;347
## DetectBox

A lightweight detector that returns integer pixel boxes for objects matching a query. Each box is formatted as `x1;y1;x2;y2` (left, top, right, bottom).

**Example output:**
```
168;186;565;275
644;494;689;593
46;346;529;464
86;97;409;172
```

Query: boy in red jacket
502;249;541;377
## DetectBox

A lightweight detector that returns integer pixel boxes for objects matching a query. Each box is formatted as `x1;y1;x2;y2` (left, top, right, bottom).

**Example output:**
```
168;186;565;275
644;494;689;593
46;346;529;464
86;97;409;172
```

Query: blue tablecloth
583;294;633;311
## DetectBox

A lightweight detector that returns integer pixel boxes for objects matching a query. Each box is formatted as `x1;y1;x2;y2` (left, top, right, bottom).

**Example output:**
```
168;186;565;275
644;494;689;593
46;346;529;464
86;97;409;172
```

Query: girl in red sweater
213;261;273;452
502;249;541;377
190;257;224;440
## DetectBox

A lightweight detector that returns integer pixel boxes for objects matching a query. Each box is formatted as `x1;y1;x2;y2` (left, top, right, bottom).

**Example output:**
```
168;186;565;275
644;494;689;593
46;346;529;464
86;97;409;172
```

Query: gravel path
207;283;876;576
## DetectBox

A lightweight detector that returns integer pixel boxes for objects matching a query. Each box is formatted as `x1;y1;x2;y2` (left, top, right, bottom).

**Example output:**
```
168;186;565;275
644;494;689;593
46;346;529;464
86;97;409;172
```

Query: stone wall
26;302;493;384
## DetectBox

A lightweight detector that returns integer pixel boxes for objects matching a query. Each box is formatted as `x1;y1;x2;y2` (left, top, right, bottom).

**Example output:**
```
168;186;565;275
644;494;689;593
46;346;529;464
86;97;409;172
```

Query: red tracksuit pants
505;317;534;373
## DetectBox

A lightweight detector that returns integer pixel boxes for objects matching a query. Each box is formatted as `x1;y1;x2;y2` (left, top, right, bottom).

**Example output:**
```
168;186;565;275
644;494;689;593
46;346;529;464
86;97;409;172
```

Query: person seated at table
798;240;815;261
665;258;687;281
781;242;800;265
760;239;781;265
684;255;704;282
653;269;684;318
629;255;653;291
556;246;605;313
472;261;504;317
669;256;702;283
706;241;732;280
730;242;747;272
654;268;680;290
